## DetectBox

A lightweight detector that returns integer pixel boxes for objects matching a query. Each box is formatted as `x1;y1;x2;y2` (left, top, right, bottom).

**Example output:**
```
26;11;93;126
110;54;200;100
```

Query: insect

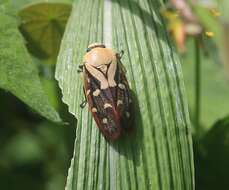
78;43;132;140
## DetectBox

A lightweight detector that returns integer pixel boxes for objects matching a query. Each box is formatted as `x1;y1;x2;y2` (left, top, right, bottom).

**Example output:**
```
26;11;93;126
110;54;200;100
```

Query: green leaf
18;2;72;61
219;0;229;76
56;0;194;189
0;3;61;122
194;115;229;189
3;132;45;165
11;0;73;10
181;40;229;128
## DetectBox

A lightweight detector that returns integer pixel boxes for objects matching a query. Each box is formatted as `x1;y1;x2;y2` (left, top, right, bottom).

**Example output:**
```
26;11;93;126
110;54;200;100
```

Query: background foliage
0;0;228;190
0;1;74;190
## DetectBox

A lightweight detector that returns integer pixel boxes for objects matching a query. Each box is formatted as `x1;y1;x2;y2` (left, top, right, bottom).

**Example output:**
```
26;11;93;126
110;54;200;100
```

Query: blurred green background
0;0;229;190
0;1;75;190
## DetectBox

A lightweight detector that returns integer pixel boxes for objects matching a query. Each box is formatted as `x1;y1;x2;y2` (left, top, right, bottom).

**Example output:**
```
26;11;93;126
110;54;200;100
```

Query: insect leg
77;64;84;73
116;50;124;60
80;88;87;108
80;99;87;108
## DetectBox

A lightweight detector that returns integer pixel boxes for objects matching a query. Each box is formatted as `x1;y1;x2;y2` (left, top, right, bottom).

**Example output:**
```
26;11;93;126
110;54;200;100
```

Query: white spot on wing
104;103;112;109
91;108;97;112
126;112;130;118
86;89;90;96
102;118;108;124
117;100;123;106
93;89;101;96
118;83;125;89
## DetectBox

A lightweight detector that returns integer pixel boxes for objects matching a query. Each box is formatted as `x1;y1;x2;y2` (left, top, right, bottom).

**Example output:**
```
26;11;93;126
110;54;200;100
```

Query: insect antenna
77;64;84;73
80;87;87;108
116;50;124;59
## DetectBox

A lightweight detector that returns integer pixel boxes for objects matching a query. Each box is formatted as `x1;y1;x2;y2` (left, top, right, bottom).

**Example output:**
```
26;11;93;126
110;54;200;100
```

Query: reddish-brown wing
114;59;132;132
83;67;122;140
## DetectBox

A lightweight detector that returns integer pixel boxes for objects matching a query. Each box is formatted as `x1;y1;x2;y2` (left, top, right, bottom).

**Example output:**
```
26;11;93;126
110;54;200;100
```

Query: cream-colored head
86;43;106;52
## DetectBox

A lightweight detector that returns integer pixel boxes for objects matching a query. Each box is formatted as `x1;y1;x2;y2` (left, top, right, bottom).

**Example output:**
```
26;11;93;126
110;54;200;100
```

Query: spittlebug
78;43;132;140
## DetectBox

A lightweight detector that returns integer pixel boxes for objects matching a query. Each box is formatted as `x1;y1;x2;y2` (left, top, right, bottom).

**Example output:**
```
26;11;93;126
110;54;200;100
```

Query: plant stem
194;38;201;133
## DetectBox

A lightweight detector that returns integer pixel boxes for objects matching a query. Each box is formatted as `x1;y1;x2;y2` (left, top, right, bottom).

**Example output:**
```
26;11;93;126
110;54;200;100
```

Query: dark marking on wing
82;58;132;140
83;68;121;140
115;59;132;131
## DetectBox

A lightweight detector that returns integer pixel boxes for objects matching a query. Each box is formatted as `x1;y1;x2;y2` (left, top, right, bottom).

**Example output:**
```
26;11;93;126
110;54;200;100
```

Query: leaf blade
18;2;72;60
56;0;194;189
0;3;61;122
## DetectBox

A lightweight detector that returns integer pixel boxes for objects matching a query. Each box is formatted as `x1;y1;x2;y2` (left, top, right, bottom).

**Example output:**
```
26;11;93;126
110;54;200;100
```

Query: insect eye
86;44;106;52
86;48;92;52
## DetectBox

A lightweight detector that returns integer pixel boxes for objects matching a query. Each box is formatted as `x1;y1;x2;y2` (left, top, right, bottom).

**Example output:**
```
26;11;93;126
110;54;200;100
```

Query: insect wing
114;59;132;131
83;68;121;140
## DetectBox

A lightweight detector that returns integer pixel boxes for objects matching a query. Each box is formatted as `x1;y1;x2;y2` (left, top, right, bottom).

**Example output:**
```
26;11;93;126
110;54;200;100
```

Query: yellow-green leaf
18;2;72;61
